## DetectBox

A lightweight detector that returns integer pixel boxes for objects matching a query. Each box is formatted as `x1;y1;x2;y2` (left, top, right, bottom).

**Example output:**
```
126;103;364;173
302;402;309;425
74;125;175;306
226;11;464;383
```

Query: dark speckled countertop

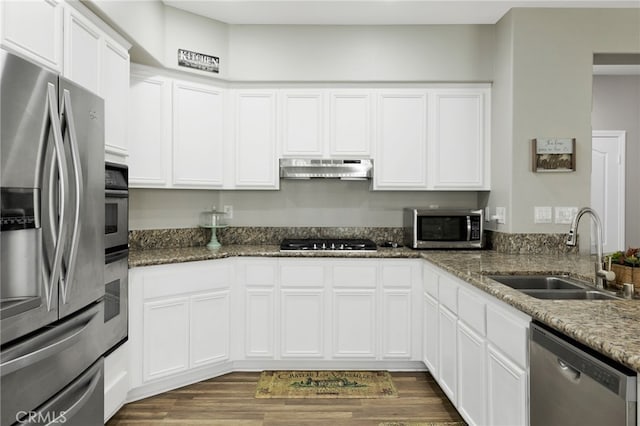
129;245;640;373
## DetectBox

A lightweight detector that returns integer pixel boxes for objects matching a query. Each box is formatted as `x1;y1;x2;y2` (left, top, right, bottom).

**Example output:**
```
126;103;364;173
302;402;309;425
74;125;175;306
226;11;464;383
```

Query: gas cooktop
280;238;377;252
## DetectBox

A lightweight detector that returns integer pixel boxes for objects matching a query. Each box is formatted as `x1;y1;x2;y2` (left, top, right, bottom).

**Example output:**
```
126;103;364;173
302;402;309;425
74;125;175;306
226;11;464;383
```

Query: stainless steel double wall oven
104;162;128;355
1;49;106;425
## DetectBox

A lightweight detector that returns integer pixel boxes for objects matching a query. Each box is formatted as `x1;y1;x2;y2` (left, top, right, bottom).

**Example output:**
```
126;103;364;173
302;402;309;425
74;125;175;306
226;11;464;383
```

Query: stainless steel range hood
279;159;373;180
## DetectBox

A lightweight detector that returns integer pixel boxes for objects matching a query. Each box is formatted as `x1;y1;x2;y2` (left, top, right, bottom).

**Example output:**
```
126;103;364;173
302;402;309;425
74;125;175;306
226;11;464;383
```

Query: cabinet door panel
382;289;411;358
438;305;457;403
487;345;527;426
281;91;324;157
431;90;488;189
1;0;63;71
102;39;129;159
143;297;189;381
458;322;486;426
280;289;324;358
245;288;275;358
333;290;376;358
374;92;427;189
128;73;171;187
173;81;224;187
234;91;278;188
64;9;100;93
190;290;230;367
329;91;371;157
423;293;439;376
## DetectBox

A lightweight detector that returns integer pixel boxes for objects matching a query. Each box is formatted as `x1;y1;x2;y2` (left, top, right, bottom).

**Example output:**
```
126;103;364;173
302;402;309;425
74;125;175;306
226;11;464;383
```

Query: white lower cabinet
438;305;458;403
143;297;190;381
333;289;376;358
190;290;230;366
457;322;486;426
280;289;325;358
423;262;530;426
245;288;275;358
487;344;528;426
104;341;129;422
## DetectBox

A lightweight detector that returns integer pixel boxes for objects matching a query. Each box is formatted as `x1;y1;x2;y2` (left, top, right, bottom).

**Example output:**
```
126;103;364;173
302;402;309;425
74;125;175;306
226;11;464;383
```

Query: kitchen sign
178;49;219;73
531;138;576;172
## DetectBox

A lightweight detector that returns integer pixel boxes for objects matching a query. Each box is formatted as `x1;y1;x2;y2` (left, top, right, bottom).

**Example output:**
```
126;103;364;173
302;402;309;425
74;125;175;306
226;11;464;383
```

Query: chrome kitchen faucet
566;207;615;289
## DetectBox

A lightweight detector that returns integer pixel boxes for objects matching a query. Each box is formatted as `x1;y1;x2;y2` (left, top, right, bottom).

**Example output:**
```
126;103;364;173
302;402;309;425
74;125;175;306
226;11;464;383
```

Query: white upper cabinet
280;90;325;157
64;7;100;94
329;90;372;157
101;39;130;162
0;0;63;72
128;70;172;187
233;90;279;189
429;88;490;190
172;80;225;188
373;91;428;190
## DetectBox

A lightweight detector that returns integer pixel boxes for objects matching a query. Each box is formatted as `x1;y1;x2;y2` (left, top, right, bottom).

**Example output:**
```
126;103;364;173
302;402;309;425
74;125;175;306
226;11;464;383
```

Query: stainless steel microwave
403;208;484;249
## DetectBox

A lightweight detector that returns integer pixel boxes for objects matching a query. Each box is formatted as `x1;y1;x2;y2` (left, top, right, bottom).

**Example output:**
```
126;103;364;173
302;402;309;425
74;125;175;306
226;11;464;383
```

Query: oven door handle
0;306;98;377
106;249;128;264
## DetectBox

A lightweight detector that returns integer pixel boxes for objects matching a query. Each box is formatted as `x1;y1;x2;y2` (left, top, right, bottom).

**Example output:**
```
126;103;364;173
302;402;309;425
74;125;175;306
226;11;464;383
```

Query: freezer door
0;49;60;344
57;77;104;319
0;301;105;426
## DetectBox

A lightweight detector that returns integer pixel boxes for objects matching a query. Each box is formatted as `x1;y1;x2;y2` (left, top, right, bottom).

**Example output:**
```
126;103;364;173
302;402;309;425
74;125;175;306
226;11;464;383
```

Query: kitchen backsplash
130;227;577;255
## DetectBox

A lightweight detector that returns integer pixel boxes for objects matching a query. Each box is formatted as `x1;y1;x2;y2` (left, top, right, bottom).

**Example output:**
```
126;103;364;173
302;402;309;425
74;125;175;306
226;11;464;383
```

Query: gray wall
592;75;640;247
130;184;481;230
488;9;640;238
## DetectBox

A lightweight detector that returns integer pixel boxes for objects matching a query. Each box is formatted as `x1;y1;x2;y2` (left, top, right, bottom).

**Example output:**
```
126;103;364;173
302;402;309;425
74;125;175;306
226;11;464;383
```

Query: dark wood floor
107;371;465;426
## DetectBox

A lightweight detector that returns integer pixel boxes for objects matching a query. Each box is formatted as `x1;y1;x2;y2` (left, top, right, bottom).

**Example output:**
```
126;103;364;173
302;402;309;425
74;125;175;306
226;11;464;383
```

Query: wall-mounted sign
178;49;219;73
531;138;576;172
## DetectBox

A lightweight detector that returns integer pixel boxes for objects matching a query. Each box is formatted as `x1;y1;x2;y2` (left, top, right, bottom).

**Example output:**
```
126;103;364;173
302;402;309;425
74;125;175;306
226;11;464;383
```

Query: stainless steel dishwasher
530;322;637;426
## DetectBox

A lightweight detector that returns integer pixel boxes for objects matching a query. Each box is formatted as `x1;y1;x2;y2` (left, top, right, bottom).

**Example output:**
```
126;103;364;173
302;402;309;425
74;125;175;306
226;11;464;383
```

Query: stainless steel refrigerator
1;49;105;425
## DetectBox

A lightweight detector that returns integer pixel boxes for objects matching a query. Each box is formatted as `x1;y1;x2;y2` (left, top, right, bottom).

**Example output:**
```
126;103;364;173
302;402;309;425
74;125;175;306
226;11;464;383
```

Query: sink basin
487;275;622;300
521;289;620;300
487;275;584;290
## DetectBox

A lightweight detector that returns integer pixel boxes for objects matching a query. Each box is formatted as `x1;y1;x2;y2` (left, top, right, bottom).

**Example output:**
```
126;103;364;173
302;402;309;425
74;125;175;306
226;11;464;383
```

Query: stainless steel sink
521;289;620;300
487;275;622;300
487;275;584;290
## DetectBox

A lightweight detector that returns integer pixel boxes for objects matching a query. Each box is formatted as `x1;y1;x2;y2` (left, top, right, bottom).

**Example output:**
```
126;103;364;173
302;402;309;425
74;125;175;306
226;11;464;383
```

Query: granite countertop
129;245;640;373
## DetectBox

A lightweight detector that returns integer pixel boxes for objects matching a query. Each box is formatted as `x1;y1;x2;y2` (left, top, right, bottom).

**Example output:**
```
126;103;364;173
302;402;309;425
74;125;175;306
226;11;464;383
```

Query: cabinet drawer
280;262;325;287
438;274;458;314
458;288;486;336
143;261;231;299
381;262;414;288
486;305;528;367
244;261;277;286
332;262;377;288
423;265;439;298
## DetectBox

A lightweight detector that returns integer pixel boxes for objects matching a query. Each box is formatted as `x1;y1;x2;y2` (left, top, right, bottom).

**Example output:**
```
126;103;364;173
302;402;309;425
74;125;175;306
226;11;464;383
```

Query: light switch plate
555;207;578;224
495;207;506;224
534;206;553;224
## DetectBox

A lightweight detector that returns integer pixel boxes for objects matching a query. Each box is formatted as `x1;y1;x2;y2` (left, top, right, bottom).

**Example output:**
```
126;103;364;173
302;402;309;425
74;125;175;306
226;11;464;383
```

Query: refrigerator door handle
59;89;83;304
0;306;98;377
43;84;69;311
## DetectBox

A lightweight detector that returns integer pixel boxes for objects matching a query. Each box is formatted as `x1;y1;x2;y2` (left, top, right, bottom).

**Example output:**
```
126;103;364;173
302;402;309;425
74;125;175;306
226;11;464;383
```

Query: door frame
591;130;626;252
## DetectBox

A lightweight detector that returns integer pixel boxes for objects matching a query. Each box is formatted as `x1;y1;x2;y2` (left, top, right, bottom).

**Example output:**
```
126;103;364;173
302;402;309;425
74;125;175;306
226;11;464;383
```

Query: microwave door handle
59;89;83;304
466;216;472;241
43;84;69;310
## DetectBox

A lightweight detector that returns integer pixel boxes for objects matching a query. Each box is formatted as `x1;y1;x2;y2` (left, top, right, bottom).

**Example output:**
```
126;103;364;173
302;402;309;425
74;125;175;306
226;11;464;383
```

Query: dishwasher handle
531;322;636;400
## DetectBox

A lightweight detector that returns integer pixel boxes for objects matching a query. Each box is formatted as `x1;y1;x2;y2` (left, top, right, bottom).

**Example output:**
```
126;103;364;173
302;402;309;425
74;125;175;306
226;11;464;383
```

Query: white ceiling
162;0;639;25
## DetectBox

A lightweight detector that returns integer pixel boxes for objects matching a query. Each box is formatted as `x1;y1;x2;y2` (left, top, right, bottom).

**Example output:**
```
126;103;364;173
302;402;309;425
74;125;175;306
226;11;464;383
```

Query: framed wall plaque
531;138;576;172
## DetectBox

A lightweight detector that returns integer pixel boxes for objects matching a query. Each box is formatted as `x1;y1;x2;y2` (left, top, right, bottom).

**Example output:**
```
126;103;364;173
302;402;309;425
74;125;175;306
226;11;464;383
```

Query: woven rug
255;370;398;398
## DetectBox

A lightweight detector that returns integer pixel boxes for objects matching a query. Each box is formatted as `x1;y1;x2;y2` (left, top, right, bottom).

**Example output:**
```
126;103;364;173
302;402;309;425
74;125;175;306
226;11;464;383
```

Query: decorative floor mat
255;370;398;398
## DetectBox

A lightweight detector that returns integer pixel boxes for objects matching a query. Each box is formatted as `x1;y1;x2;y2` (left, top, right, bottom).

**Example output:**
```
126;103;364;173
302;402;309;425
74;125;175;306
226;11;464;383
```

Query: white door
591;131;626;253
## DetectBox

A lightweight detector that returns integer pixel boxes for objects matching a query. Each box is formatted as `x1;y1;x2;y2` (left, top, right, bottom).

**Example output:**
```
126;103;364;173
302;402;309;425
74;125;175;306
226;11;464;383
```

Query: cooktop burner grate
280;238;377;252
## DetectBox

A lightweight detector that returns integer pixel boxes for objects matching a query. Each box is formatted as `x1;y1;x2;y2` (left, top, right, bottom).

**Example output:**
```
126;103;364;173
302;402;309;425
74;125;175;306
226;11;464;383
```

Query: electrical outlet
485;207;491;222
495;207;506;224
555;207;578;224
223;205;233;220
534;206;553;224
